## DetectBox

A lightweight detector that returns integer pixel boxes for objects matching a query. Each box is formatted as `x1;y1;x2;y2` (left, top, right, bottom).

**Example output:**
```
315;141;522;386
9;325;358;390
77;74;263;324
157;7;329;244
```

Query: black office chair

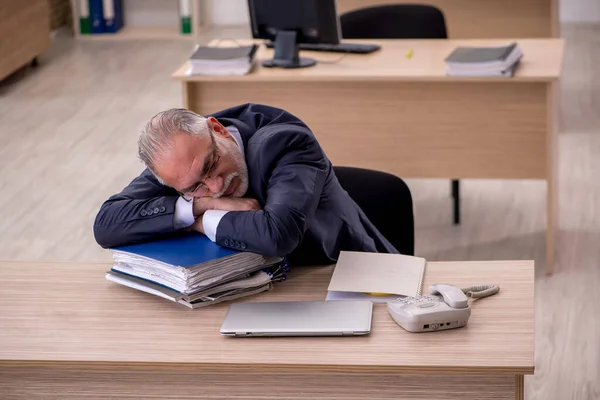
333;166;415;256
340;4;461;225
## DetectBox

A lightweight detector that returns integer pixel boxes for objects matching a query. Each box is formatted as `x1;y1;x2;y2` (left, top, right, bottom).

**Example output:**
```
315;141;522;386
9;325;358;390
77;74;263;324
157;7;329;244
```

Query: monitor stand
263;31;316;69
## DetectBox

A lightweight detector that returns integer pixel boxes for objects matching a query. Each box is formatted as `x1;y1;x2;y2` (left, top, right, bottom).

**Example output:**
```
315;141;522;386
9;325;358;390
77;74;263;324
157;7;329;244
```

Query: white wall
123;0;250;28
124;0;179;27
209;0;249;26
560;0;600;23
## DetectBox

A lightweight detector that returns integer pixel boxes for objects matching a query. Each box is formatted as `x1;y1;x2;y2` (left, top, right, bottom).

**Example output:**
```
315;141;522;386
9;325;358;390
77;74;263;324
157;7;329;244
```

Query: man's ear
207;117;231;139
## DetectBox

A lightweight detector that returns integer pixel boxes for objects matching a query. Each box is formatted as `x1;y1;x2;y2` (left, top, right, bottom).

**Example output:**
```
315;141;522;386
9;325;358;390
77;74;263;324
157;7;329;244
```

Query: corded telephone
387;283;499;333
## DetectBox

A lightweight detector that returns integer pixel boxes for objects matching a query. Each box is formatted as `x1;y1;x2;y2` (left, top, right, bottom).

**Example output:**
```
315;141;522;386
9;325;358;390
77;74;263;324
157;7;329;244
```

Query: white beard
213;172;238;198
213;136;249;198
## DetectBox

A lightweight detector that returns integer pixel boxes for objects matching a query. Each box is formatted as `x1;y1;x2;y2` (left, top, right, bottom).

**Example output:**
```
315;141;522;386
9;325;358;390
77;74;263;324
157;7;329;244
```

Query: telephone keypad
394;296;440;308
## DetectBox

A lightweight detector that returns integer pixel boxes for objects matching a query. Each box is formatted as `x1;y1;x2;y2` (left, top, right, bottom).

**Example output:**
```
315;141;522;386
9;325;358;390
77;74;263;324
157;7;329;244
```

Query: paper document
327;251;427;297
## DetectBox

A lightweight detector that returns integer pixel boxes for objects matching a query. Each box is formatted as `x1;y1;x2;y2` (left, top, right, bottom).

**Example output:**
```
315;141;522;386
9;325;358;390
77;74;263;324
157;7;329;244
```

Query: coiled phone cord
460;285;500;299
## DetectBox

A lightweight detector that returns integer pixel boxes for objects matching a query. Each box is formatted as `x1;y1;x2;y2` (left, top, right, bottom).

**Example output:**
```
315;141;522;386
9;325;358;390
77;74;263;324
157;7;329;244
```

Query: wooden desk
173;38;564;274
0;260;534;399
336;0;559;38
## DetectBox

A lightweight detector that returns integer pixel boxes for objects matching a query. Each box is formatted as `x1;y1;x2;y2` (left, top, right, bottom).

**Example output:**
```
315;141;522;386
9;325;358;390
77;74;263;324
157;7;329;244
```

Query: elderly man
93;103;412;265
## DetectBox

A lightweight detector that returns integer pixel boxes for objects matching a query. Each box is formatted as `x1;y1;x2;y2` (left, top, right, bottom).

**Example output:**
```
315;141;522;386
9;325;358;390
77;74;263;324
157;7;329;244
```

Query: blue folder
108;232;289;299
103;0;124;33
89;0;104;34
111;232;239;268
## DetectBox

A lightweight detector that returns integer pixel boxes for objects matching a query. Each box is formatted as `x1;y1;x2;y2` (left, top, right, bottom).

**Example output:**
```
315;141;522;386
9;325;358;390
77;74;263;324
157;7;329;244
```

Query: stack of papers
186;44;258;76
106;232;287;309
444;42;523;77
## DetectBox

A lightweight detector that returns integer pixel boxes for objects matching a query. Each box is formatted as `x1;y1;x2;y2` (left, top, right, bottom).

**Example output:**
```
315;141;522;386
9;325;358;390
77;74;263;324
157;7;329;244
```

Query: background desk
0;260;534;399
336;0;559;38
173;39;564;273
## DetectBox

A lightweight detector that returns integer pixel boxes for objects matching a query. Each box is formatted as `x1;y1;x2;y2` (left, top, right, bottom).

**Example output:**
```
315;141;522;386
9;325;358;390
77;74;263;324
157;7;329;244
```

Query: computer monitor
247;0;341;69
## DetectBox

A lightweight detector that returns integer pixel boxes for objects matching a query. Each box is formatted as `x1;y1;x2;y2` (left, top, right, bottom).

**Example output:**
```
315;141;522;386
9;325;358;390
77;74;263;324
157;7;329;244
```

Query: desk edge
170;72;561;83
0;360;535;375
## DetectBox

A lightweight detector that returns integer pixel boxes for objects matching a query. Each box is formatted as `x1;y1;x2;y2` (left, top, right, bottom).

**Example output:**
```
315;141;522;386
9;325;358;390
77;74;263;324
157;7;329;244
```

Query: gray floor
0;24;598;399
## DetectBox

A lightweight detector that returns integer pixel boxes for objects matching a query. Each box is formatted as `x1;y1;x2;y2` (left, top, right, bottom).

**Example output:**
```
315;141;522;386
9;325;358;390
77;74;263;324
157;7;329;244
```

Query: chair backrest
340;4;448;39
333;166;415;256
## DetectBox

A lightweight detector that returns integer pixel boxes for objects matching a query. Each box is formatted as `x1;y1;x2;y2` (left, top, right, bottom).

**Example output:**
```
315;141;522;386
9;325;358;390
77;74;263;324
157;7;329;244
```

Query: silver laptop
220;300;373;337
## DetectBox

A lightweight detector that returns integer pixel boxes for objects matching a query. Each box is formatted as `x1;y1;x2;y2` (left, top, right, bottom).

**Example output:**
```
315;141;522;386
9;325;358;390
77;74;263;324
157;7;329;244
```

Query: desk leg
182;81;191;109
515;375;525;400
551;0;560;37
546;81;559;275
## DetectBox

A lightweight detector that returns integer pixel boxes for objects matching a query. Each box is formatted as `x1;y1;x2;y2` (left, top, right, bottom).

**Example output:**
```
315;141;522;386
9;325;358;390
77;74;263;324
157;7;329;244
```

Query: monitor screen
248;0;339;45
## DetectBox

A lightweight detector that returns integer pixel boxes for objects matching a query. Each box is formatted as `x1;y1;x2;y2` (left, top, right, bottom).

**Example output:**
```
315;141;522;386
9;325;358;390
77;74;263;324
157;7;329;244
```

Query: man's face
153;118;249;199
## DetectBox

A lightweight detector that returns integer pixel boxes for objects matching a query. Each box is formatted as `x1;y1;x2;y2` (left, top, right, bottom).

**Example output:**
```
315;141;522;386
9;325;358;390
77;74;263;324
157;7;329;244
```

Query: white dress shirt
173;126;244;241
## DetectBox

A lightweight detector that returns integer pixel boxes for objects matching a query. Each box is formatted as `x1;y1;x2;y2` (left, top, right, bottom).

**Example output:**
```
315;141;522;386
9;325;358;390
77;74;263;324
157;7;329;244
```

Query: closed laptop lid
220;300;373;336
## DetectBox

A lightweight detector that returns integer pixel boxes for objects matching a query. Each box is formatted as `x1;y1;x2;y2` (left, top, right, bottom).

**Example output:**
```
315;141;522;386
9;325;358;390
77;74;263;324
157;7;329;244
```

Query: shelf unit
69;0;212;41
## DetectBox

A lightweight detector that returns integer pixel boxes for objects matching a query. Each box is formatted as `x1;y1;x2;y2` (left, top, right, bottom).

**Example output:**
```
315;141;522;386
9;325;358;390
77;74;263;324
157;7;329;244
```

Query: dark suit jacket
93;103;398;265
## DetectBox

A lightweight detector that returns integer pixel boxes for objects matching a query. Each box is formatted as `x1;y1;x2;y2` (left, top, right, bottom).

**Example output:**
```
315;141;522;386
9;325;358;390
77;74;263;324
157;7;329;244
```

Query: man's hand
193;197;261;217
189;198;261;235
211;197;262;212
189;214;205;234
193;197;215;217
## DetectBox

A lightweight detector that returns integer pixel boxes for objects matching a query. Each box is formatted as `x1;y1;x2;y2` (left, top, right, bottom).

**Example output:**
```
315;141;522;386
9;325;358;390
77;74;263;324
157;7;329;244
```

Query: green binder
79;0;91;34
179;0;192;35
181;16;192;34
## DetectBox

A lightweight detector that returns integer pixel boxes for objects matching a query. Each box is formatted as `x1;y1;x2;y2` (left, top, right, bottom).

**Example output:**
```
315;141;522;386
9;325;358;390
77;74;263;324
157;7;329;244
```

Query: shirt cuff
173;196;195;229
202;210;229;242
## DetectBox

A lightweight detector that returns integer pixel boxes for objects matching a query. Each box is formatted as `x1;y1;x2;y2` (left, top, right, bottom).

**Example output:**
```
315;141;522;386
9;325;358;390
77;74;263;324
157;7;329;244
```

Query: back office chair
333;166;415;257
340;4;462;225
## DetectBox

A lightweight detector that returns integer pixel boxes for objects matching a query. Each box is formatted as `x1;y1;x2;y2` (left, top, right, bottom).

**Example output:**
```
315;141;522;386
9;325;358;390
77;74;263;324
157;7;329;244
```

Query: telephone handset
387;283;499;333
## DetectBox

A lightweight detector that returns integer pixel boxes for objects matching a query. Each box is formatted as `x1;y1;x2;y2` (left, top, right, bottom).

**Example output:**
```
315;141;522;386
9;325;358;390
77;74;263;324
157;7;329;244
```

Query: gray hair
138;108;210;181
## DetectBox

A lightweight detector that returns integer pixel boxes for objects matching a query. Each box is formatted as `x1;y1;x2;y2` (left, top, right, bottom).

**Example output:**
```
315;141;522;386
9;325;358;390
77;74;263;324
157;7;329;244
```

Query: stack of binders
78;0;124;34
78;0;192;35
444;42;523;77
105;232;288;309
186;44;259;76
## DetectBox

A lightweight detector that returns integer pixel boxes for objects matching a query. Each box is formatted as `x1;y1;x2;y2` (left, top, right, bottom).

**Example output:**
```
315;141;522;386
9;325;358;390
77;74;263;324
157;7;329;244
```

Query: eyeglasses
178;130;221;202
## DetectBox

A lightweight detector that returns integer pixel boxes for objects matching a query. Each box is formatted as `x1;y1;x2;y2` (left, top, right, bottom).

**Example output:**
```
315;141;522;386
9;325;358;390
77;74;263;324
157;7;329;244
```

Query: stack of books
186;44;259;76
444;42;523;77
105;232;287;309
